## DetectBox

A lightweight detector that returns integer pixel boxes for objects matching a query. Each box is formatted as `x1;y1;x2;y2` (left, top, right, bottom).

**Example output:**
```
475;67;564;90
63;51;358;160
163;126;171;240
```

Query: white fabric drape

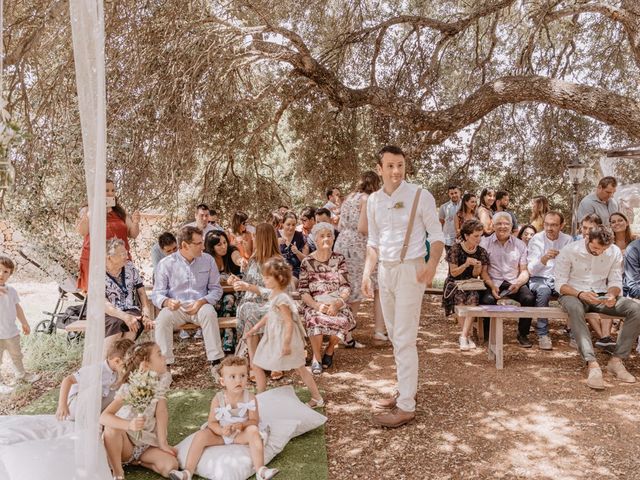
69;1;110;478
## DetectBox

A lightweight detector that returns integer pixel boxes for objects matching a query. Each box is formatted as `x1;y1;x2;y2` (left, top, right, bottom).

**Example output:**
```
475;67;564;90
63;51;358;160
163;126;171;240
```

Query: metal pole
571;182;578;237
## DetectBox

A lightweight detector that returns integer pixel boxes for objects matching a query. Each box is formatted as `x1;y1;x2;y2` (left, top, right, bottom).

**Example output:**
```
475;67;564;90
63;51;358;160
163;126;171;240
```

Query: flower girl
100;342;177;480
246;257;324;407
169;356;279;480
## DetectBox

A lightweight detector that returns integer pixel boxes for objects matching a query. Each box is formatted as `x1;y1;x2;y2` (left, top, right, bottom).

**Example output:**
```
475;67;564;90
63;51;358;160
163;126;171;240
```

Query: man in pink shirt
479;211;535;347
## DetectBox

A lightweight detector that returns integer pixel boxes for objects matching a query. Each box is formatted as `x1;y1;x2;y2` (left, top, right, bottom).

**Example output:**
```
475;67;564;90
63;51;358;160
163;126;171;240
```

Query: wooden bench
454;305;621;369
65;316;237;333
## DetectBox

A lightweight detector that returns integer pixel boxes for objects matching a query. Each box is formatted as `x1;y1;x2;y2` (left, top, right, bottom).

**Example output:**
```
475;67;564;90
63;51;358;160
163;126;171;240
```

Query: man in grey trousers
554;225;640;390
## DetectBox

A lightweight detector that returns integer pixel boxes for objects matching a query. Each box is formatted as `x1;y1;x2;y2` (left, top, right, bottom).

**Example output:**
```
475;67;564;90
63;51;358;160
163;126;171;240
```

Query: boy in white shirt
0;256;40;392
56;338;134;421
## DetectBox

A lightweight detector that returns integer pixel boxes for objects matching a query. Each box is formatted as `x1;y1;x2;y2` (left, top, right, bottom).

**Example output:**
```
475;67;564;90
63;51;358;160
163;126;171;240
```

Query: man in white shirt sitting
363;145;444;428
185;203;216;240
527;211;573;350
554;225;640;390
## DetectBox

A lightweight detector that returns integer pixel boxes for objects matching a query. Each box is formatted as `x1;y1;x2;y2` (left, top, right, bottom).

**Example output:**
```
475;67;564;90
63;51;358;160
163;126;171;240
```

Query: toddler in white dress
245;257;324;408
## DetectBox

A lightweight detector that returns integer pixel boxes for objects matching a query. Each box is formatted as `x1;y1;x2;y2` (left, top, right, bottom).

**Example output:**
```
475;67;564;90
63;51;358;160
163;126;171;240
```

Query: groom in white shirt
362;145;444;428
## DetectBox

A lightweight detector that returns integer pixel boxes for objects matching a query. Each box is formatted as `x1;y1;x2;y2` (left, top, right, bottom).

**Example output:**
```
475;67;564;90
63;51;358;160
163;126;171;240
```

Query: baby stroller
17;250;86;342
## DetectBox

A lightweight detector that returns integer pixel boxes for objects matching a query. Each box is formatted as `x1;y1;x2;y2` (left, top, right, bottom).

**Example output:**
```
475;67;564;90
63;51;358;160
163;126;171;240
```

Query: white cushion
176;419;299;480
256;386;327;437
0;415;75;446
0;431;112;480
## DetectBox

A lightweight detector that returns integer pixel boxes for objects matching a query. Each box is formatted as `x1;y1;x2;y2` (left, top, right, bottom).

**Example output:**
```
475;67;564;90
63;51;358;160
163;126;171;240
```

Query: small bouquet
121;369;166;440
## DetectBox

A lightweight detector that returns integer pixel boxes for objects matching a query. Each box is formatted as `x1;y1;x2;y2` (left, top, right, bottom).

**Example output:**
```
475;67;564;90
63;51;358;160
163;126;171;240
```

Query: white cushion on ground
0;415;74;446
176;419;299;480
0;431;112;480
256;385;327;437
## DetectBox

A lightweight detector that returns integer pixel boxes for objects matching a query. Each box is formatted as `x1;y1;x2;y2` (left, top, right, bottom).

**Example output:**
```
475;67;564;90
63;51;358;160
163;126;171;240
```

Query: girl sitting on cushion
169;356;279;480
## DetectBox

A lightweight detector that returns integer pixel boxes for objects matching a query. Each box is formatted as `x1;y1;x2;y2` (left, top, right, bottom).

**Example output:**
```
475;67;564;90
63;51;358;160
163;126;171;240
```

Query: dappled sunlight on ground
325;296;640;479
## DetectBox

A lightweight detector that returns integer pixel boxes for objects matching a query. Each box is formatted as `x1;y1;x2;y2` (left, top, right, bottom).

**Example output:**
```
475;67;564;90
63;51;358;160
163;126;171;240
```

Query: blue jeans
529;276;556;336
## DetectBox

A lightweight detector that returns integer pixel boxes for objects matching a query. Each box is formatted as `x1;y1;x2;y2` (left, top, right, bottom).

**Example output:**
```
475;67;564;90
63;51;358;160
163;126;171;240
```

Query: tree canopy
3;0;640;269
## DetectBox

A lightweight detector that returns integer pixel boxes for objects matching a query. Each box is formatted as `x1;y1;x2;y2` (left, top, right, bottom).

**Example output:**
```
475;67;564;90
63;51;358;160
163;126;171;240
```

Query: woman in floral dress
299;222;356;374
334;170;387;342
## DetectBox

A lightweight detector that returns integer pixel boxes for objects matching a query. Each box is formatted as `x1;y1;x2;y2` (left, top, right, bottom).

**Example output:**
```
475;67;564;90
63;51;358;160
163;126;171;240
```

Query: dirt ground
5;285;640;479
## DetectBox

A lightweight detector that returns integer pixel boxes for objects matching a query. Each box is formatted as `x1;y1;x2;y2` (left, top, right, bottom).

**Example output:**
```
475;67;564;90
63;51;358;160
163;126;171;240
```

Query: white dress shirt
527;231;573;278
367;181;444;262
553;240;623;293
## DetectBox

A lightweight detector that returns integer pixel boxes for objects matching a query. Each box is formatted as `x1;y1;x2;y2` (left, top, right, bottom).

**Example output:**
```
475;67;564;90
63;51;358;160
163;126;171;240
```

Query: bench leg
476;318;484;344
495;318;504;370
488;317;496;361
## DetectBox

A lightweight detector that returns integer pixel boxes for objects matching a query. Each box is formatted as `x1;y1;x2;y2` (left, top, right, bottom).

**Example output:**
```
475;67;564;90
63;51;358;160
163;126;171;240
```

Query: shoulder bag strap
400;188;422;263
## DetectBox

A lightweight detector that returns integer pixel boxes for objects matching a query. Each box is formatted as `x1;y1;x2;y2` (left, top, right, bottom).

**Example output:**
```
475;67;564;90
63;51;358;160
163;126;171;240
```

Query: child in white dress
246;257;324;408
169;356;279;480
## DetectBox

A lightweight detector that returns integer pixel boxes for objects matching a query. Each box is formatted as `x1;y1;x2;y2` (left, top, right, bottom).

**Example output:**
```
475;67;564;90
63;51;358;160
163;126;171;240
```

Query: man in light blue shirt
152;226;224;368
438;185;461;251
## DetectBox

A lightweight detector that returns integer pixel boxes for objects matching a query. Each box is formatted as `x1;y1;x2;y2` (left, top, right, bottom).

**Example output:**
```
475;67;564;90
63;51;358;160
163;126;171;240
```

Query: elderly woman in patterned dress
299;222;356;375
334;170;387;343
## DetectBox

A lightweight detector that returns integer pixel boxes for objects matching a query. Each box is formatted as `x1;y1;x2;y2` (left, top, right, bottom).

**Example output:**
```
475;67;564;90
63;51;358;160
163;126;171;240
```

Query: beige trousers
154;304;223;364
0;335;27;378
377;259;426;412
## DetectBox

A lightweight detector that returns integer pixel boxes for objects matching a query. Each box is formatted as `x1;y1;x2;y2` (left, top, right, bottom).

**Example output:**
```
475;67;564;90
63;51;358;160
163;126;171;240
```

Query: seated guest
480;212;535;346
527;211;573;350
575;213;603;241
230;223;284;381
442;219;489;350
205;230;243;352
208;208;224;231
315;207;339;245
186;203;216;239
229;211;255;260
517;224;537;246
576;176;618;226
104;239;154;358
151;232;177;276
297;206;316;240
610;212;636;254
151;226;224;372
529;196;549;233
454;192;478;236
623;237;640;353
267;210;283;232
554;225;640;389
477;188;496;236
495;190;519;234
299;222;356;374
279;211;309;281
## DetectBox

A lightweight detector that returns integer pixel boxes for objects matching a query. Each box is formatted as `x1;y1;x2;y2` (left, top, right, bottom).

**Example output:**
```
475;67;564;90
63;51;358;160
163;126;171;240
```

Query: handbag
443;278;486;299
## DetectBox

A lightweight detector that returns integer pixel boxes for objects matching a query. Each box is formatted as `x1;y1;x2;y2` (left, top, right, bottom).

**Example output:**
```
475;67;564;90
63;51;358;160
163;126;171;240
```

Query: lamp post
566;160;586;237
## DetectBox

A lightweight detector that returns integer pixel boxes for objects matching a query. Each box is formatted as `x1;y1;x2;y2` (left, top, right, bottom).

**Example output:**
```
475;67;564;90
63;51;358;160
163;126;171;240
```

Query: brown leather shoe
372;407;415;428
374;391;399;410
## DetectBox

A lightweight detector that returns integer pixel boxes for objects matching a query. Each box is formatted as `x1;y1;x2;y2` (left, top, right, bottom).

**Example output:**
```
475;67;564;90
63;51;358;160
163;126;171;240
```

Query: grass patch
22;332;83;382
23;387;327;480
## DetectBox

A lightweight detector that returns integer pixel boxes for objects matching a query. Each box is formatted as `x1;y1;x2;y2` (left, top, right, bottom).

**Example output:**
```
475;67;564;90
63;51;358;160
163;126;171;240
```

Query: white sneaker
467;338;477;349
179;329;191;340
18;373;41;384
374;331;389;341
538;335;553;351
193;328;203;339
256;466;279;480
459;336;470;351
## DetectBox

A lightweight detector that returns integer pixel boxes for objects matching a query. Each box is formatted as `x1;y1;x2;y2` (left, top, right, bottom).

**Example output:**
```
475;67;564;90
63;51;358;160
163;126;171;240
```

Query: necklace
461;242;477;254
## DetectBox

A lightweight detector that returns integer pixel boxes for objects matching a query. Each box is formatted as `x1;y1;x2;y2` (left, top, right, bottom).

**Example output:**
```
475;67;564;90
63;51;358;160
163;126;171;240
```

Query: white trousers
377;259;426;412
154;303;223;364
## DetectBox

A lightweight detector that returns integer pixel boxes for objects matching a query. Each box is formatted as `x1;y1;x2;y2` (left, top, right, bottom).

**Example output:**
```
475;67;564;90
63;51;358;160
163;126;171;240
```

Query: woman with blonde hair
228;211;255;260
228;223;284;380
530;196;549;233
610;212;636;254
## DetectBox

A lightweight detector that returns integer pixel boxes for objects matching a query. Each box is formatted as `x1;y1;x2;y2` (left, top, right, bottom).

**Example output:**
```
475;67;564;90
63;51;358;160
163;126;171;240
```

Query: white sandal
257;466;279;480
306;397;325;408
